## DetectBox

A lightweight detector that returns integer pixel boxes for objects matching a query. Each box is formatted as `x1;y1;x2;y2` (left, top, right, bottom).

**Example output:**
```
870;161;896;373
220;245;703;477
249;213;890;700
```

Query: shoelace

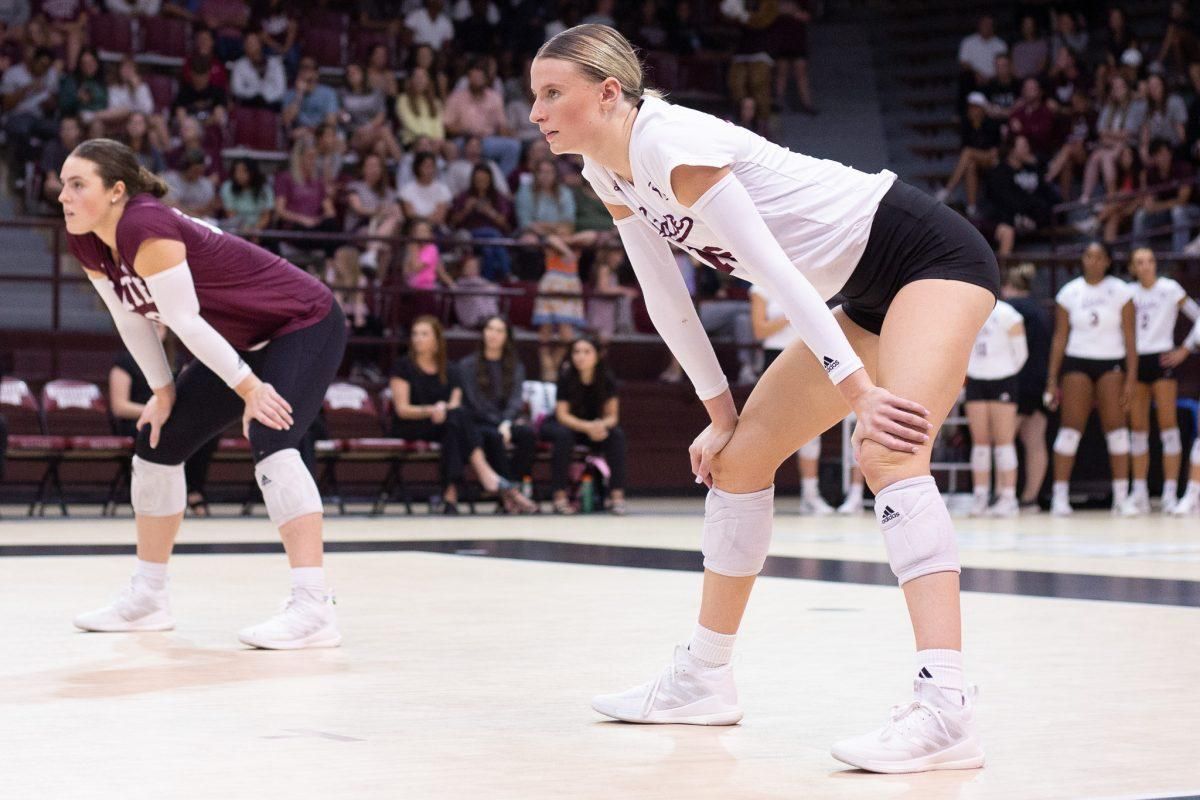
884;699;951;745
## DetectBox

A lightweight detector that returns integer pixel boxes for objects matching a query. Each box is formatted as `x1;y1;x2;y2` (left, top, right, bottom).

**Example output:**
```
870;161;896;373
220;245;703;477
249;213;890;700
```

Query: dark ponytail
72;137;170;199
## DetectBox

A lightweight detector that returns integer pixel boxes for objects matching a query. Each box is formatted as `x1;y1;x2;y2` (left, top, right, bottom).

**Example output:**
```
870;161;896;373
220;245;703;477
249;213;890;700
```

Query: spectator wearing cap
935;91;1002;216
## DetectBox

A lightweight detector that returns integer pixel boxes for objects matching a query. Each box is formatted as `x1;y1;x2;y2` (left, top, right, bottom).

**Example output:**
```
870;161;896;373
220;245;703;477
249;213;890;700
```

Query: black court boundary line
3;538;1200;608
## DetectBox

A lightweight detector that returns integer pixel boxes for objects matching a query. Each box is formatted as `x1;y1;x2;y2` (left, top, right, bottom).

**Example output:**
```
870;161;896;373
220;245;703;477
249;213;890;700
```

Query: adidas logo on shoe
822;356;840;373
880;505;900;524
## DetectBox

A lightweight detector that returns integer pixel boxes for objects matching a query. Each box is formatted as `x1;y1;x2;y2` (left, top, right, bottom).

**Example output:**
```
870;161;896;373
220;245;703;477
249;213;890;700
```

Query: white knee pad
1130;431;1150;457
700;485;774;577
1053;428;1082;457
994;444;1018;472
875;476;960;585
970;445;992;473
1106;428;1131;456
1161;428;1182;456
131;456;187;517
255;449;324;528
798;437;821;461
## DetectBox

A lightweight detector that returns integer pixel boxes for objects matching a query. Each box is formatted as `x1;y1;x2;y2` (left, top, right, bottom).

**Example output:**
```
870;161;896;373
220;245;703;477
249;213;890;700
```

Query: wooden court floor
1;501;1198;800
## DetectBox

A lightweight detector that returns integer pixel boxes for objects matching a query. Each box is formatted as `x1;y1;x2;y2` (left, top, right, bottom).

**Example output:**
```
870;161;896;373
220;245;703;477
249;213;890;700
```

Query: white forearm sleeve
90;277;174;390
692;174;864;384
143;262;254;389
1185;317;1200;352
615;216;729;400
1181;297;1200;322
1010;331;1028;372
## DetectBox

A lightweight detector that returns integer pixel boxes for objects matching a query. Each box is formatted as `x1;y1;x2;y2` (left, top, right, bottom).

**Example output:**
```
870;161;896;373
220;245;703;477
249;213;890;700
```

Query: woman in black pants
389;315;535;514
540;337;627;515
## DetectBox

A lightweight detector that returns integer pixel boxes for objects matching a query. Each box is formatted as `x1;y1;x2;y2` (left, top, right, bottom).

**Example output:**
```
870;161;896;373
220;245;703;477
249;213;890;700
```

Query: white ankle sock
688;624;736;667
134;559;168;591
999;486;1016;501
1132;479;1149;497
1053;481;1069;500
972;486;988;500
291;567;326;599
916;648;964;704
1163;479;1178;502
1112;480;1129;506
802;478;819;498
1187;481;1200;499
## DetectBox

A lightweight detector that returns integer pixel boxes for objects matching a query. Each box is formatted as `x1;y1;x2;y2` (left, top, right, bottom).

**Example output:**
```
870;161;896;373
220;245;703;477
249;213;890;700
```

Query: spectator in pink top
402;217;453;290
444;59;522;175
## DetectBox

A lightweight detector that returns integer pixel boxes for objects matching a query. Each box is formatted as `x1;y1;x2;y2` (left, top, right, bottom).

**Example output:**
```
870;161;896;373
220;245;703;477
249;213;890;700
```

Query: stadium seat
89;12;135;56
230;105;282;152
0;378;66;516
41;379;134;516
299;26;346;69
140;16;190;59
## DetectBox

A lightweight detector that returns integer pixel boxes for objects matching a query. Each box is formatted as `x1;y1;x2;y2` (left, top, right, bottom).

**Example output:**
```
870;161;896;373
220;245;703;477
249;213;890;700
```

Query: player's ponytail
537;24;665;103
71;137;169;200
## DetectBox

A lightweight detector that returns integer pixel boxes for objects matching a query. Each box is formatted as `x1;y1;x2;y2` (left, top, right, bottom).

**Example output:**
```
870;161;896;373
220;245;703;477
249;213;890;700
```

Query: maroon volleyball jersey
68;194;332;350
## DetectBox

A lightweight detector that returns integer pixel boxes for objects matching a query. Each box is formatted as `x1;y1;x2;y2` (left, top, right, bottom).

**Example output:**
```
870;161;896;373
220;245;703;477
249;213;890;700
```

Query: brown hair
71;137;169;199
412;314;448;385
536;23;664;103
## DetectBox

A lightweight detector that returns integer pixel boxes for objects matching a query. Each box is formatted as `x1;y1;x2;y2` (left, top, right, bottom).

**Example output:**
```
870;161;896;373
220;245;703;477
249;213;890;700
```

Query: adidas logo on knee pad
880;505;900;524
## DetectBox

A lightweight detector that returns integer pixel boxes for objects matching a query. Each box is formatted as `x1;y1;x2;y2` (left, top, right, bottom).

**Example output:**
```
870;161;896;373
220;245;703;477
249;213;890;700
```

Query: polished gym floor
1;499;1197;800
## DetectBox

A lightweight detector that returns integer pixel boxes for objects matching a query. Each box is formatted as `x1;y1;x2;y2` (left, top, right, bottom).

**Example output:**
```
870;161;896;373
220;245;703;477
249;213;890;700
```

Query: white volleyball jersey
1132;277;1187;354
1056;275;1134;360
967;300;1025;379
749;285;799;351
581;95;897;302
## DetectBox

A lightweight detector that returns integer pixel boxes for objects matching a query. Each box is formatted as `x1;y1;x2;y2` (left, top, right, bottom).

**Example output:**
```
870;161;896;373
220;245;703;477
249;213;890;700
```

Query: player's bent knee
1105;427;1130;456
701;485;774;577
131;456;187;517
856;439;919;491
970;444;992;473
1053;428;1082;457
1130;430;1150;457
874;475;960;585
1161;427;1182;456
255;448;324;528
994;443;1018;471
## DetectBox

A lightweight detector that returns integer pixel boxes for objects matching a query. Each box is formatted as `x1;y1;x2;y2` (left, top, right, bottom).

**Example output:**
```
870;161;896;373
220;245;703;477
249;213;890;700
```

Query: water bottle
521;475;534;500
580;474;595;513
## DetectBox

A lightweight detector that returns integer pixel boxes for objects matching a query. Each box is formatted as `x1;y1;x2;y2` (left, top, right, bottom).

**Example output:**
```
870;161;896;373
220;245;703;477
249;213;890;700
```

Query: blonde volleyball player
61;139;345;649
1045;242;1137;516
964;300;1027;517
749;285;834;515
531;25;999;773
1124;248;1199;515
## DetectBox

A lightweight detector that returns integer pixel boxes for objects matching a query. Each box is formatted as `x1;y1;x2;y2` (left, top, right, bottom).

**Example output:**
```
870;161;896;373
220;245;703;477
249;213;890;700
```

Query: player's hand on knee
690;421;736;488
137;393;174;449
851;386;930;455
241;382;294;437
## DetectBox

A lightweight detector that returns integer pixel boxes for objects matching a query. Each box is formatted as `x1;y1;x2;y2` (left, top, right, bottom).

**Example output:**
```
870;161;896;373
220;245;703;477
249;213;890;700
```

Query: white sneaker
799;494;835;516
1051;495;1073;516
237;591;342;650
837;493;864;514
1172;492;1200;516
590;645;743;725
986;495;1019;518
73;578;175;632
831;679;984;774
967;493;989;517
1120;493;1149;517
1161;494;1178;514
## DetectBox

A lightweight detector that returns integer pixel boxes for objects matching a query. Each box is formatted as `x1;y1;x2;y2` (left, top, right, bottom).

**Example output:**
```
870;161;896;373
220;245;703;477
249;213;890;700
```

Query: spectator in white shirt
405;0;454;52
230;31;286;110
959;14;1008;86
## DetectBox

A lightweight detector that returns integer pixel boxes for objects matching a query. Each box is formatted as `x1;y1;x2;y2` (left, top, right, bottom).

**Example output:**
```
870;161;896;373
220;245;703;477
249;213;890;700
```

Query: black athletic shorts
763;348;784;371
135;303;347;466
1137;352;1177;384
1017;390;1046;416
965;375;1019;403
840;180;1001;335
1061;355;1124;381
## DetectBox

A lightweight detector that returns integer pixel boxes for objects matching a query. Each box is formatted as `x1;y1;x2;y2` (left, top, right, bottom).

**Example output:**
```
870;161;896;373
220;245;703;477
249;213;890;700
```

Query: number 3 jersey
67;194;332;351
1055;275;1134;360
967;299;1024;379
581;95;897;301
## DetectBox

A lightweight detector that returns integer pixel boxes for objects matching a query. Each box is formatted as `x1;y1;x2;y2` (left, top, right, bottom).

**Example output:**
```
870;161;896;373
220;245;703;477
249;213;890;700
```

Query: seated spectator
182;27;229;90
404;0;455;53
1081;74;1145;203
274;136;344;262
313;122;346;187
456;315;538;499
340;62;401;160
1047;44;1087;108
445;135;509;197
1132;138;1198;251
408;43;449;99
508;138;553;193
1011;13;1049;79
982;53;1019;118
251;0;299;74
121;111;166;174
630;0;667;51
453;0;500;55
97;55;154;130
515;159;575;238
935;92;1001;214
0;0;30;42
399;151;453;227
450;53;503;96
503;56;540;144
1049;9;1087;59
444;59;522;176
166;113;217;172
396;136;449;190
1009;77;1059;162
40;114;82;207
586;243;638;343
105;0;161;14
390;315;535;514
57;48;105;126
561;155;614;241
219;156;274;232
358;1;403;41
343;152;403;278
1046;90;1095;201
958;14;1007;91
539;336;627;515
449;162;515;281
452;253;501;328
1139;72;1187;159
173;52;230;127
1102;6;1136;68
282;56;339;140
1158;1;1200;88
401;217;453;289
165;148;220;221
26;0;85;71
531;239;584;380
199;0;250;62
1;46;61;167
230;31;285;111
365;42;399;98
982;135;1058;255
1092;145;1141;244
396;65;445;146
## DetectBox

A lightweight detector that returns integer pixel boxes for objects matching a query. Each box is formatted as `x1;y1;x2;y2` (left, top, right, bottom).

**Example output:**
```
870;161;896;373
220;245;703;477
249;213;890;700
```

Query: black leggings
477;422;536;482
539;419;627;492
392;407;481;488
135;304;347;466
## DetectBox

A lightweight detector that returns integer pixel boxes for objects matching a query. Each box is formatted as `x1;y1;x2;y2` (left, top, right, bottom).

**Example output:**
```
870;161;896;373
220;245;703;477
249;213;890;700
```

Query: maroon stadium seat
230;105;282;151
41;379;134;516
299;25;345;68
89;12;135;55
349;27;392;67
145;73;178;113
0;377;66;515
140;15;190;58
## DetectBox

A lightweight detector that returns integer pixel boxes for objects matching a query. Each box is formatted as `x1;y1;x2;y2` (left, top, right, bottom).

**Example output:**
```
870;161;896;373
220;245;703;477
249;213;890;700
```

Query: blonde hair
1004;261;1036;292
536;23;664;103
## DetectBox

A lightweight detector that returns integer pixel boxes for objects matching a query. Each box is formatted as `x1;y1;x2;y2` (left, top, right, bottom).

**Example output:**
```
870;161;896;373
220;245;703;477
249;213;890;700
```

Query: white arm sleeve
1010;330;1028;372
1185;317;1200;352
615;216;729;400
90;277;174;390
692;173;864;384
1181;296;1200;322
143;262;254;389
